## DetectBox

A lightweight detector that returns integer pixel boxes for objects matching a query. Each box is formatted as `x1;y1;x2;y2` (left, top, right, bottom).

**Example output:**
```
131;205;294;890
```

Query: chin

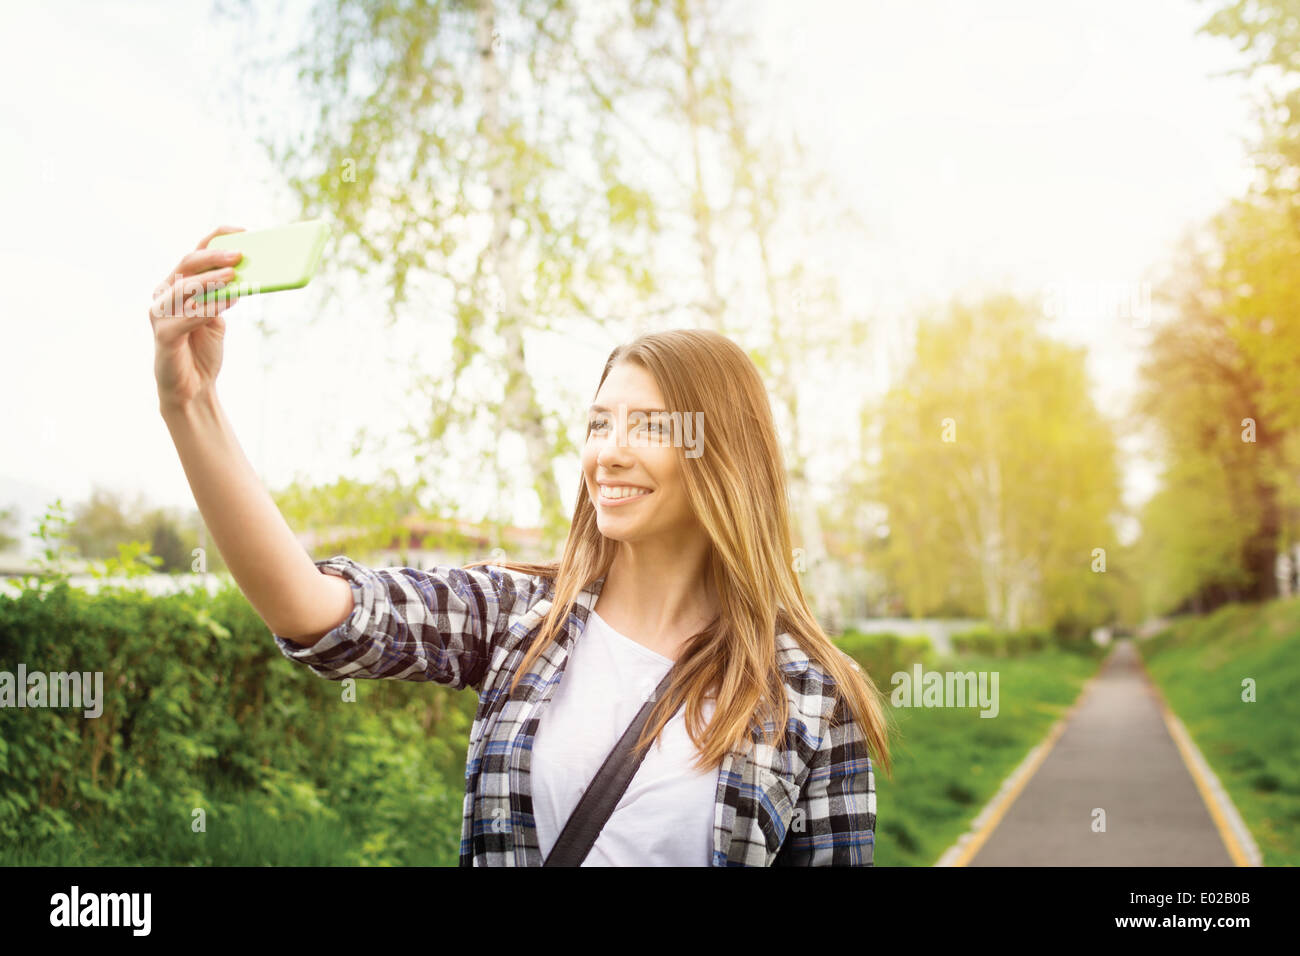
596;526;632;544
594;510;641;537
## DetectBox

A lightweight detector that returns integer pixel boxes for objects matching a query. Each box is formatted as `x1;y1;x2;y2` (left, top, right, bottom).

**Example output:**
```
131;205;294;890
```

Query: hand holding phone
149;225;247;413
199;219;331;305
150;219;330;414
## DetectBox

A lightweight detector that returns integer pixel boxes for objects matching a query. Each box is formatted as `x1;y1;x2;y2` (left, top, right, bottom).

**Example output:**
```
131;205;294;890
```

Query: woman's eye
587;417;669;439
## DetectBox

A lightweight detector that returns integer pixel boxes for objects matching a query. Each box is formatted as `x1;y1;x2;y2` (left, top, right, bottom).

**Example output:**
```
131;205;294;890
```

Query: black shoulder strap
542;665;677;866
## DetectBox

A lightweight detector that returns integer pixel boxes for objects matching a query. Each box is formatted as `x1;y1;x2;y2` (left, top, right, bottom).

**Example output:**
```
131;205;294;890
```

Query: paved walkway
955;639;1245;866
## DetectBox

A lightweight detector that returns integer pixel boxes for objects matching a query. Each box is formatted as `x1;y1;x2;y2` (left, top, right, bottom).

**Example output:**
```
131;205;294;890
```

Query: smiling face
582;360;698;544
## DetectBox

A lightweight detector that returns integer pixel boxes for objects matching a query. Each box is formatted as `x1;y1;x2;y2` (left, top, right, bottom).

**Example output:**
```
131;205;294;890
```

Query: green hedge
834;624;1101;674
833;631;939;683
0;577;474;865
0;571;1112;866
948;624;1101;658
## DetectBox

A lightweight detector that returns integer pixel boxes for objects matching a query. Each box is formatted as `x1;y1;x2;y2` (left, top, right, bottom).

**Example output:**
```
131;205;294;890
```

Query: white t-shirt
531;609;719;866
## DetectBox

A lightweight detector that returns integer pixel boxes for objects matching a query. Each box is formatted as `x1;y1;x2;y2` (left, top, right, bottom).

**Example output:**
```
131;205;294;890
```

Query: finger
150;270;231;318
155;251;233;294
155;290;239;345
196;225;245;250
157;226;246;288
174;246;244;280
151;269;238;321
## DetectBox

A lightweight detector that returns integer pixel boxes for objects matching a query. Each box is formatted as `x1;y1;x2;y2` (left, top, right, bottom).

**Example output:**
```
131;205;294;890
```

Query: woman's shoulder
774;629;813;675
774;629;831;701
320;557;562;626
773;627;863;721
460;561;560;605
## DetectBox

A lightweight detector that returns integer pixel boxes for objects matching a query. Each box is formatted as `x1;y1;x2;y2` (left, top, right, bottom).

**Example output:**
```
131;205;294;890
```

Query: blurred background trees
63;488;199;574
861;293;1124;633
1126;0;1300;616
0;508;18;554
7;0;1299;633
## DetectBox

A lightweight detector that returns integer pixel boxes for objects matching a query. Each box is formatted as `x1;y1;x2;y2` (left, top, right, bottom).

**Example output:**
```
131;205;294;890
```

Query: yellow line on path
1136;659;1260;867
940;642;1262;866
943;673;1103;867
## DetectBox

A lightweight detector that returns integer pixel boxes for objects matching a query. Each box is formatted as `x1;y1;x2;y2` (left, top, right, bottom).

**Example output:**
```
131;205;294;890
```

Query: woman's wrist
159;387;221;427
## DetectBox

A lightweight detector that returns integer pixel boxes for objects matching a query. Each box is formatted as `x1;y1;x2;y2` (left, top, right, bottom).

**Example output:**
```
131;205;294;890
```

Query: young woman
150;225;893;867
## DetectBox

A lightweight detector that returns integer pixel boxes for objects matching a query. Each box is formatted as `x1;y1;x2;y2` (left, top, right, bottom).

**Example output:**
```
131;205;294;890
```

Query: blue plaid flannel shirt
272;556;876;866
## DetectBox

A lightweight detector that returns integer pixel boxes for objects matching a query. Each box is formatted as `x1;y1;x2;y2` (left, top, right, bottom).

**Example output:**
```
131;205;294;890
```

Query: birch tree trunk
476;0;565;542
235;0;664;552
673;0;725;330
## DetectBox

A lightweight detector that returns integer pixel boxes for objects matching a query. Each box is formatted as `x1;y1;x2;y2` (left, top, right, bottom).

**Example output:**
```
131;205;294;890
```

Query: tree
0;506;19;554
66;488;147;562
1134;197;1300;612
573;0;875;628
866;293;1124;632
1129;1;1300;613
65;487;208;574
140;510;190;574
1198;0;1300;228
208;0;877;630
216;0;665;547
271;472;424;558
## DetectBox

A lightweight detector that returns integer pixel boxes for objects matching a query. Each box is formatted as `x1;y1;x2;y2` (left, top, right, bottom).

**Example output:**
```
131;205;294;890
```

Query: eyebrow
588;405;670;414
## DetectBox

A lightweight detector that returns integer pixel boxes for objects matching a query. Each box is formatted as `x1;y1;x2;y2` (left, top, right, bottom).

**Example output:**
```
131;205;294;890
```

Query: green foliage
0;575;475;865
837;623;1102;672
865;293;1126;632
64;488;138;561
870;649;1099;866
1135;196;1300;613
88;541;162;579
1145;1;1300;614
0;506;18;553
271;473;425;558
1138;596;1300;864
12;499;76;596
947;624;1097;658
64;487;214;574
834;630;938;682
1198;0;1300;228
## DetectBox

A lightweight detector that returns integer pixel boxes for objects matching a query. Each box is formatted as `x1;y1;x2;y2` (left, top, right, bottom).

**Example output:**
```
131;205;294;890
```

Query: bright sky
0;0;1265;555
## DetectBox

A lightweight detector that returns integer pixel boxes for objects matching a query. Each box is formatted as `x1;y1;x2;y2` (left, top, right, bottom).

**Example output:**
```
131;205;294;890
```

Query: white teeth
601;486;650;500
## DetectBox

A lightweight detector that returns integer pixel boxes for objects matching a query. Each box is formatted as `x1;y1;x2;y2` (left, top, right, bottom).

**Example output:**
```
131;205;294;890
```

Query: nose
594;419;635;468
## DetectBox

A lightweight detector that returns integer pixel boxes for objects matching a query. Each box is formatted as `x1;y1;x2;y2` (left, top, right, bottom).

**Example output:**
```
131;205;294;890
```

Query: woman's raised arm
150;226;544;689
270;557;543;692
150;225;353;645
160;391;354;645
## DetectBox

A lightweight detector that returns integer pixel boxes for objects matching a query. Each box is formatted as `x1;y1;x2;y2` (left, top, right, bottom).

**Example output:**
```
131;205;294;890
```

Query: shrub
0;575;473;863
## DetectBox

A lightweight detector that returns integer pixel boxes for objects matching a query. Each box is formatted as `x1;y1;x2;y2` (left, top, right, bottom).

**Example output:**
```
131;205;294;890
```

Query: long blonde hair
470;328;893;778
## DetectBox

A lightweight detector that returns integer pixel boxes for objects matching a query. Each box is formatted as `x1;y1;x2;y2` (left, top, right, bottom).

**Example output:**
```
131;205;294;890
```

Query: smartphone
198;219;331;304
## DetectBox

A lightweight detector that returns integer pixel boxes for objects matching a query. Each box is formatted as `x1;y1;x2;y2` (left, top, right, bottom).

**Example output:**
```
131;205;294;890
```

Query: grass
1;782;461;866
11;601;1290;868
1135;597;1300;866
3;647;1105;868
869;648;1101;866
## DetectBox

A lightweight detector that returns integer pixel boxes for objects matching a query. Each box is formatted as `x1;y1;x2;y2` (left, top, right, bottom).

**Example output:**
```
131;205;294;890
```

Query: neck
595;534;718;652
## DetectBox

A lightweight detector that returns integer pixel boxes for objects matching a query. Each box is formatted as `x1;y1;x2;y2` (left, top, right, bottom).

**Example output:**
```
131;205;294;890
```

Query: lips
597;483;653;505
